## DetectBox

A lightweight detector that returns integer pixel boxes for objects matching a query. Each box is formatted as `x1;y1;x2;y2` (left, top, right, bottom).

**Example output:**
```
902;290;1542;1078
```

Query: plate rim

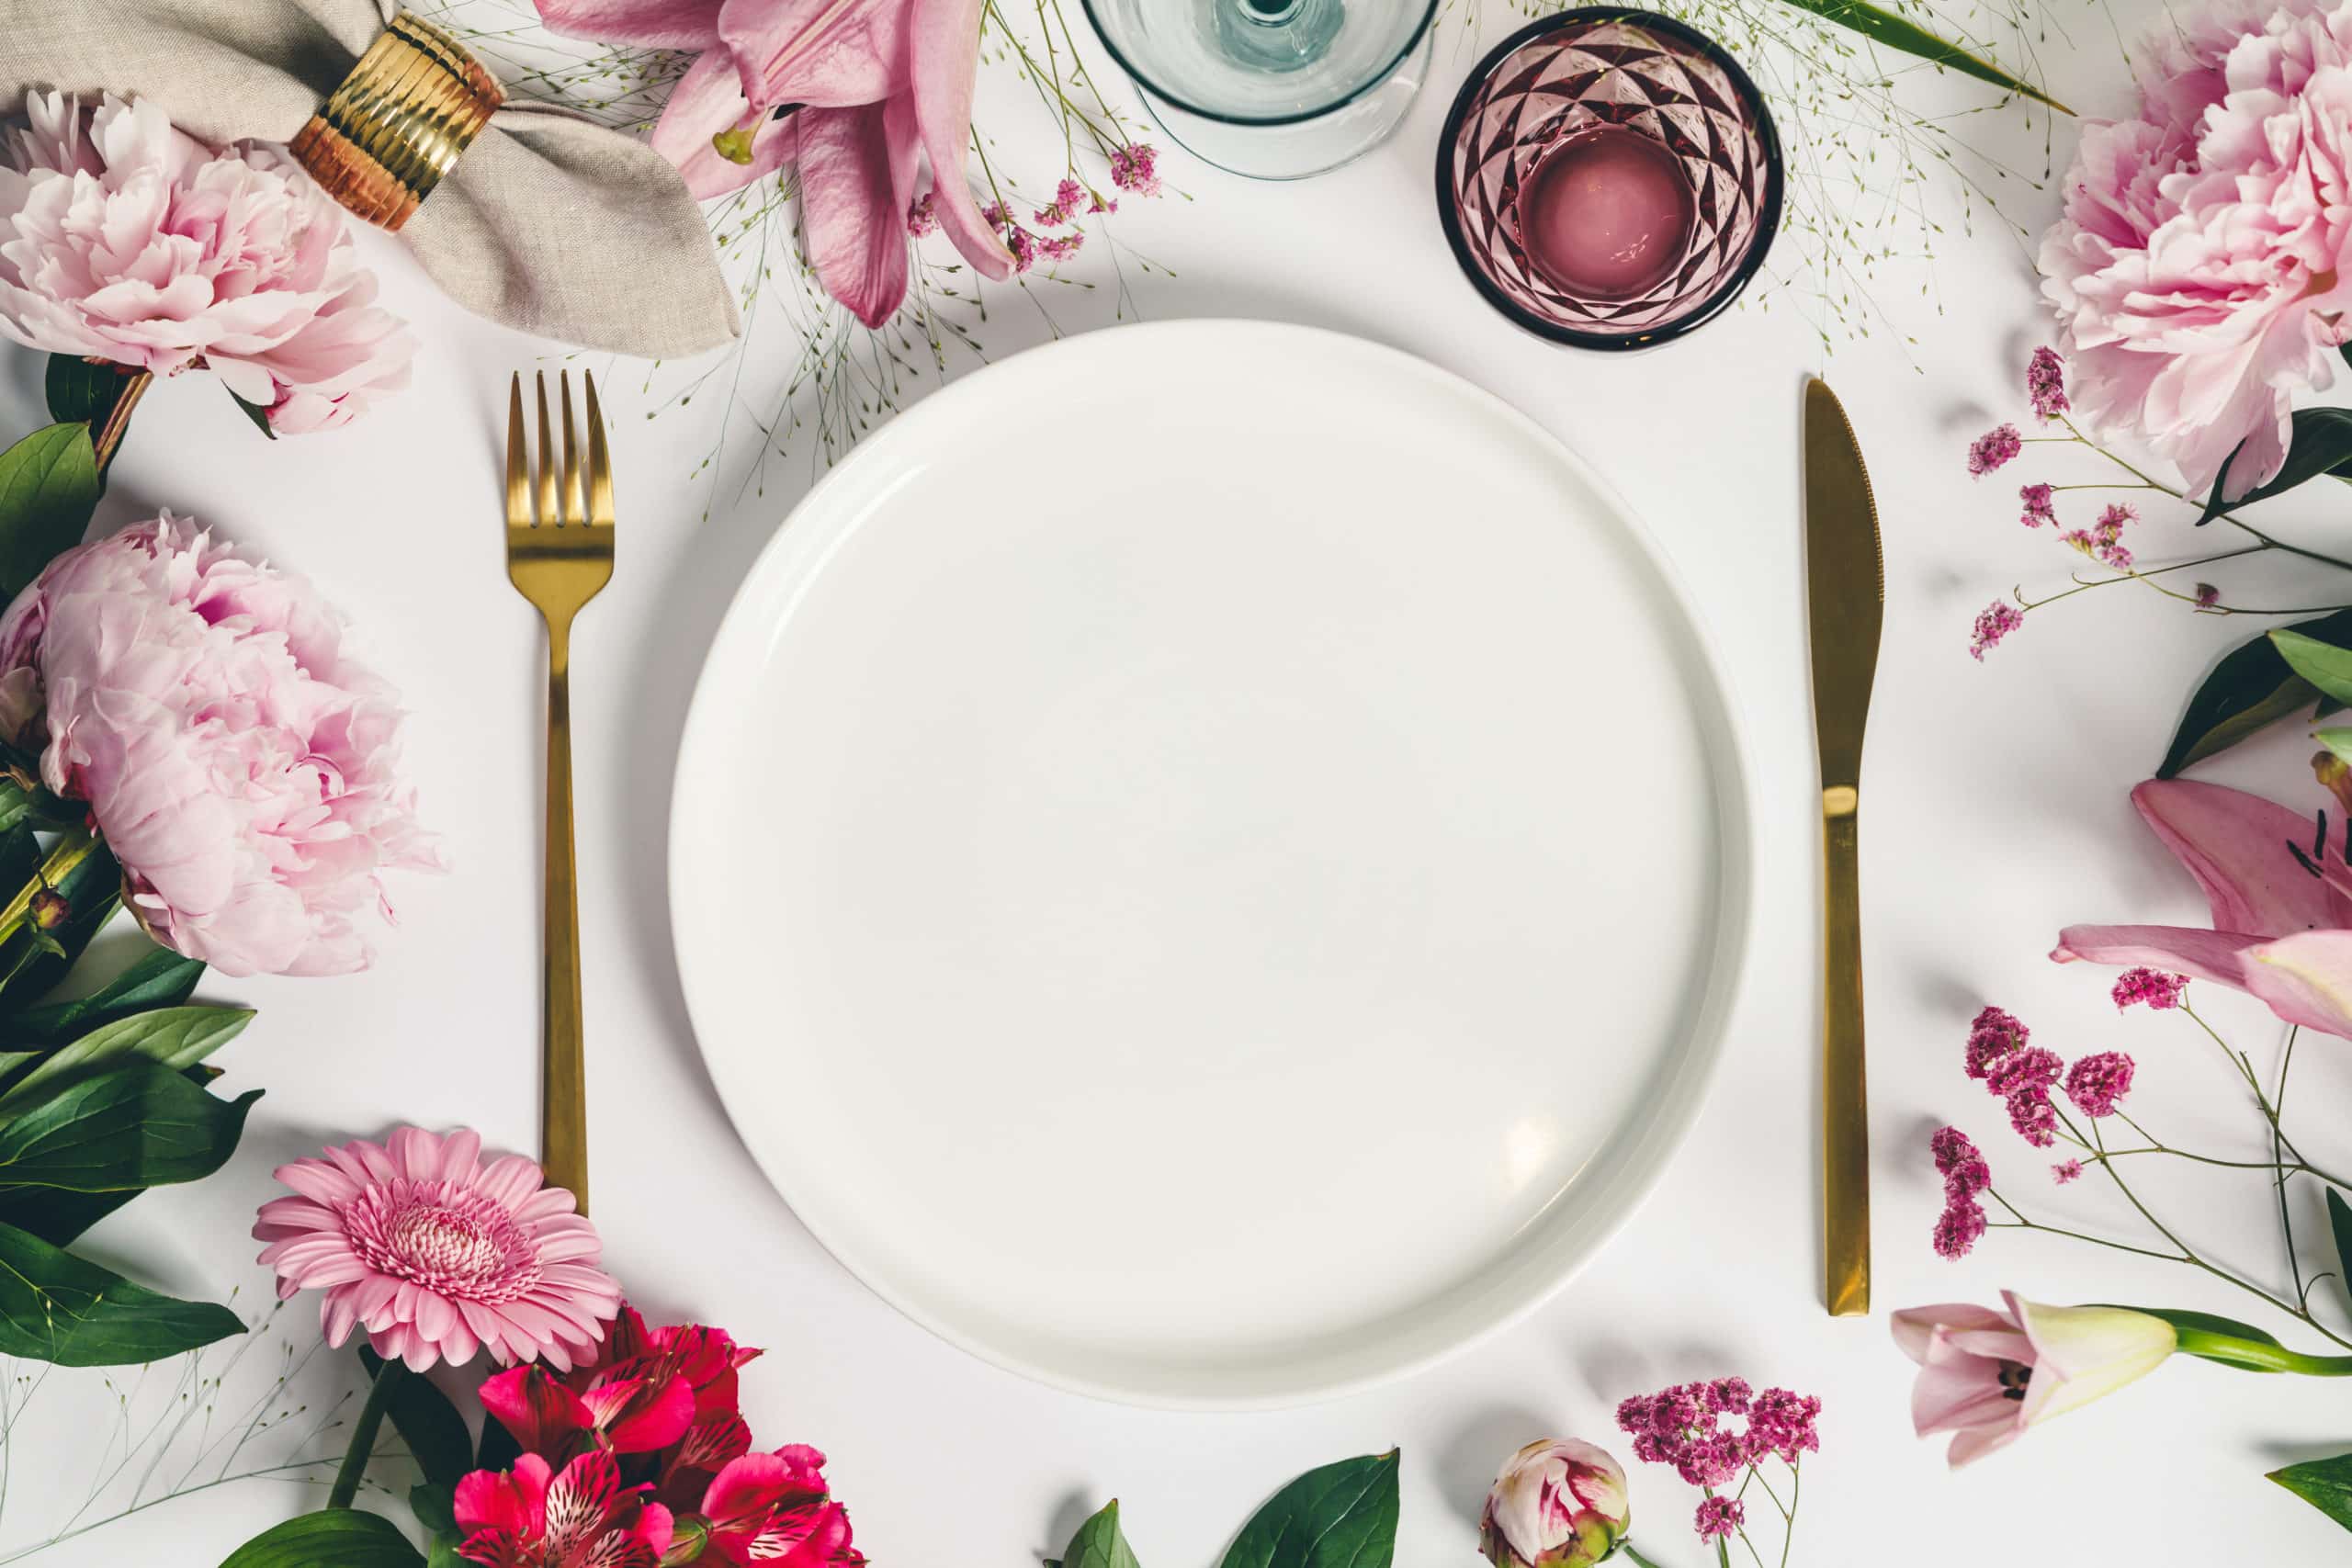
668;318;1758;1409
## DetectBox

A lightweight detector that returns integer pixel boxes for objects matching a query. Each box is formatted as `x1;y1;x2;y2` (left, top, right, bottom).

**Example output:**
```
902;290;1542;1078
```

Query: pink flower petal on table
795;100;918;328
2051;923;2274;988
536;0;726;47
2132;779;2349;936
909;0;1013;280
719;0;911;108
651;49;799;199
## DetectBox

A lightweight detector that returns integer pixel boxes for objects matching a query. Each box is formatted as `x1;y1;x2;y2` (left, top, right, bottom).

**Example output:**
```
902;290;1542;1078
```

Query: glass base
1138;27;1433;180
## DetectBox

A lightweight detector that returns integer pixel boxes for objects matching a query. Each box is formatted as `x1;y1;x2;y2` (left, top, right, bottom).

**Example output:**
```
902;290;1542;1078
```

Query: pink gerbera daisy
253;1126;620;1371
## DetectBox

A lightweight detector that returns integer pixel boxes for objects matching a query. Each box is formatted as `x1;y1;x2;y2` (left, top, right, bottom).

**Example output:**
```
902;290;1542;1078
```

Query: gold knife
1804;378;1883;1318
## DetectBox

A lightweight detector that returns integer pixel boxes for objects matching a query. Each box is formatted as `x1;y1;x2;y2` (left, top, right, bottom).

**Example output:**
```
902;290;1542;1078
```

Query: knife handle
1823;785;1871;1317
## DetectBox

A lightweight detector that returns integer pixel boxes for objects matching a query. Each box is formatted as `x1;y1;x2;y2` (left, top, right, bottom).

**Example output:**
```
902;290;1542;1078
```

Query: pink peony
254;1126;620;1373
2038;0;2352;500
1477;1438;1632;1568
0;514;440;976
0;91;413;433
534;0;1013;329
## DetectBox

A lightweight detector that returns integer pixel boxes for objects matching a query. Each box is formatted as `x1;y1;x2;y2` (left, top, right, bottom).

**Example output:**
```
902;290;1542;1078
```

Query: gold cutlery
1804;378;1883;1317
504;370;615;1213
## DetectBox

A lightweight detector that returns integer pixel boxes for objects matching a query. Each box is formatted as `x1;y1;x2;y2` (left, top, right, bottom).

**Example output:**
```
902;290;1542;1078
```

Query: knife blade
1804;378;1883;1319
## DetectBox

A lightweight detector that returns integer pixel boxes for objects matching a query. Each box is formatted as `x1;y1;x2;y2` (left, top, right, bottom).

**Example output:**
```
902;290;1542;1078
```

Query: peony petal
907;0;1013;280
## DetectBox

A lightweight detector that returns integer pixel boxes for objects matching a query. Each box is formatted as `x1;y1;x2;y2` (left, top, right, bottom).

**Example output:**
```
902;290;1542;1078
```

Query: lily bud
2315;750;2352;816
1478;1438;1631;1568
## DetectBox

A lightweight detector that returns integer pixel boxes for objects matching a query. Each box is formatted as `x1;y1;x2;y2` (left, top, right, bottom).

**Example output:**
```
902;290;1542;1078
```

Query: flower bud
2315;750;2352;816
28;886;67;931
1477;1438;1630;1568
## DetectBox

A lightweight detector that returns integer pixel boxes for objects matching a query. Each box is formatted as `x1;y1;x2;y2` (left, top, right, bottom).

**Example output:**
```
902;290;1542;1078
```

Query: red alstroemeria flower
455;1450;675;1568
695;1447;861;1567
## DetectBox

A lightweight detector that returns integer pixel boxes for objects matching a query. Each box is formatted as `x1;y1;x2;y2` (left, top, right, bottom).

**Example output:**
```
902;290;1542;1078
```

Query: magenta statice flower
1033;177;1088;226
906;193;937;238
1745;1389;1822;1462
2018;482;2056;525
2007;1089;2059;1148
1965;1007;2030;1077
2052;1158;2083;1184
1970;601;2024;660
981;203;1040;274
2195;583;2220;609
1036;231;1084;264
1985;1046;2061;1098
2095;502;2137;531
1695;1495;1745;1542
2064;1052;2136;1118
1968;423;2023;475
2111;967;2186;1010
1109;142;1161;197
1933;1201;1987;1258
2027;347;2069;422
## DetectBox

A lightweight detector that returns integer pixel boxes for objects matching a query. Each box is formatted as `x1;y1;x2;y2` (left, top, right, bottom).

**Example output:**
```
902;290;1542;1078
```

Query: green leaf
220;1508;425;1568
2158;609;2352;776
0;1217;241;1365
2203;409;2352;523
0;1006;252;1113
13;947;207;1044
1771;0;2068;110
1219;1451;1399;1568
0;1186;132;1247
43;356;127;429
2328;1190;2352;1319
1062;1501;1143;1568
2274;629;2352;708
360;1347;474;1490
2269;1451;2352;1535
476;1398;522;1472
0;1062;257;1190
0;424;97;603
229;389;278;441
409;1483;458;1540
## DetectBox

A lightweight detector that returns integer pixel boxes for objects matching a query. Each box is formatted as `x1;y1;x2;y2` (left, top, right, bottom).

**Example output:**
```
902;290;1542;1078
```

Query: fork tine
559;370;584;528
504;374;528;528
534;371;558;527
583;371;613;528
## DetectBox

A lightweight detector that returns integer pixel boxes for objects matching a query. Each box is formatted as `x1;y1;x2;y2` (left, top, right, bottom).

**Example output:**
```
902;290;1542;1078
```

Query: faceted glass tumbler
1437;8;1782;348
1084;0;1440;179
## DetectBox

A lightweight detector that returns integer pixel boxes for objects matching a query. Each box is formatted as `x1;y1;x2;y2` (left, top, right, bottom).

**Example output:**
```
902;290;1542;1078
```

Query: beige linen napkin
1;0;740;358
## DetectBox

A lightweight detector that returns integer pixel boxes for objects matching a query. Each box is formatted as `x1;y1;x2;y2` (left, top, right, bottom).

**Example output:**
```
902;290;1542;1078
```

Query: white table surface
9;5;2352;1562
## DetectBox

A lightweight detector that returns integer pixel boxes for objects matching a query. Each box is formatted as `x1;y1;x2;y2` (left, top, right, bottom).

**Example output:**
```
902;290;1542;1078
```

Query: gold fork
505;370;614;1213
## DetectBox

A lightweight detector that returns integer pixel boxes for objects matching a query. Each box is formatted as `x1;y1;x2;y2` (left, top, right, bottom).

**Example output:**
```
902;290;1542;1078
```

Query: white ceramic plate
671;321;1752;1408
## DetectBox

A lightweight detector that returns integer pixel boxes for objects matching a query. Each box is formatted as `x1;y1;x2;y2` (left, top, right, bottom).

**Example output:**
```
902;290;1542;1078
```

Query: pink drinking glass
1437;8;1782;348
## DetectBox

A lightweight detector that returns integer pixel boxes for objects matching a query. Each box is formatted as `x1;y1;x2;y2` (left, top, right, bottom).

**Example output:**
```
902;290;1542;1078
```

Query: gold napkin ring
289;11;503;231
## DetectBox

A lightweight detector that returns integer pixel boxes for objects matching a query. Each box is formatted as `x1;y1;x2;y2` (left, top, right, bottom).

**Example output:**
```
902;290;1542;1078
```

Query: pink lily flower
1892;1293;2177;1466
2053;778;2352;1038
536;0;1014;328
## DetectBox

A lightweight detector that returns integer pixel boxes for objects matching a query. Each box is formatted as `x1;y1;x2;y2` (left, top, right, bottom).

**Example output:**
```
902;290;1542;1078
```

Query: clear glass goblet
1083;0;1440;180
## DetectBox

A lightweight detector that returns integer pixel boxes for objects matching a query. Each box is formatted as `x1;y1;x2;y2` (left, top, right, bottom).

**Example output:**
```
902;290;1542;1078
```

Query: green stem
1620;1546;1671;1568
2172;1327;2352;1376
325;1357;403;1510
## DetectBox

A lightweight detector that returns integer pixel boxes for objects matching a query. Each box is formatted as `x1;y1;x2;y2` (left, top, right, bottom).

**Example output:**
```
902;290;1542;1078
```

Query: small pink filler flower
254;1126;620;1372
1967;423;2022;475
1969;601;2024;661
0;514;442;976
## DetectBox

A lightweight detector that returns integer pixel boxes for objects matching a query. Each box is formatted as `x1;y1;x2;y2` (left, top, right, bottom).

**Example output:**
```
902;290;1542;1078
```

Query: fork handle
541;619;589;1213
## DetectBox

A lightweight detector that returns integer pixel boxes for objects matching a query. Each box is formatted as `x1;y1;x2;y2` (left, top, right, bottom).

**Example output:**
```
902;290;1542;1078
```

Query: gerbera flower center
341;1180;544;1303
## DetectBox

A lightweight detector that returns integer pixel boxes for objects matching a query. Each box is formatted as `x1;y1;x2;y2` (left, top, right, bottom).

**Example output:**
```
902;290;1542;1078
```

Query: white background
10;1;2352;1562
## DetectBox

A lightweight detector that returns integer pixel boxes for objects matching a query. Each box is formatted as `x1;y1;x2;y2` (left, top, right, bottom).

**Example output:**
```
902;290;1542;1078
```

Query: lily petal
2009;1294;2176;1426
909;0;1014;280
796;99;920;328
2242;929;2352;1038
537;0;726;48
2132;778;2349;937
651;49;799;199
718;0;911;108
2050;922;2273;988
